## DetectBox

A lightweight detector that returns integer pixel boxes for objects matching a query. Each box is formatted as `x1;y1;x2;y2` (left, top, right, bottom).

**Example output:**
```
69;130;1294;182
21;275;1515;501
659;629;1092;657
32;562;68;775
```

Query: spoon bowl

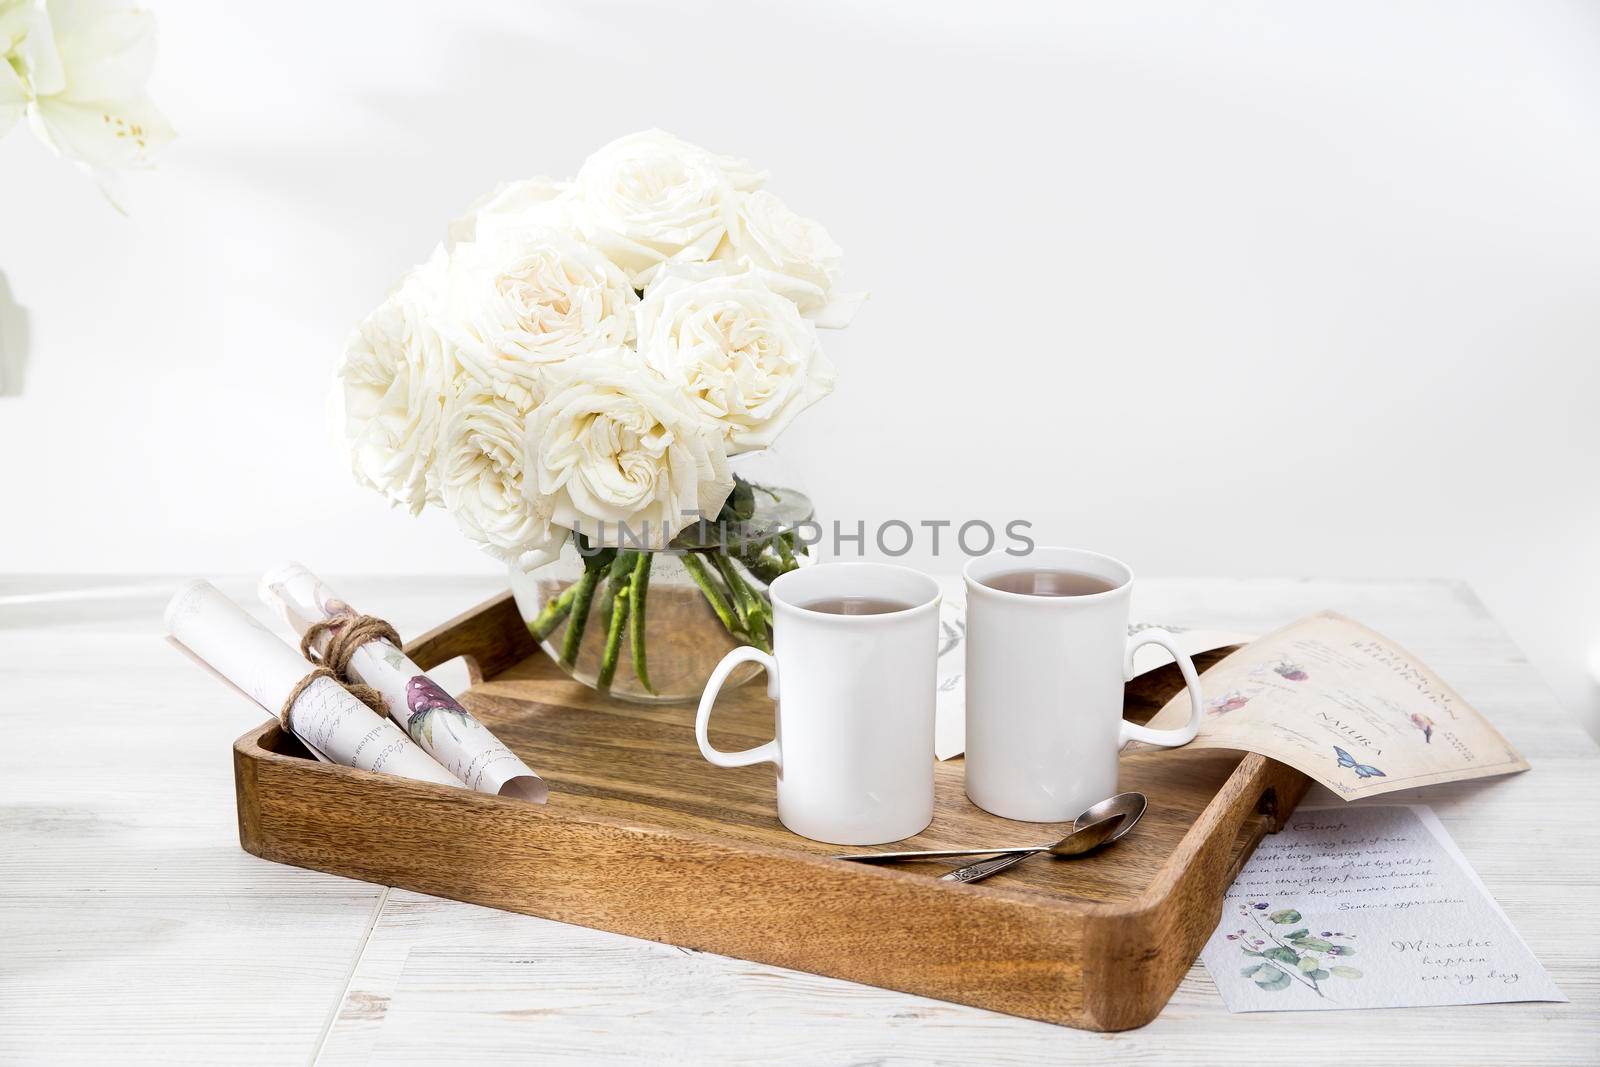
1071;790;1147;849
1038;811;1127;857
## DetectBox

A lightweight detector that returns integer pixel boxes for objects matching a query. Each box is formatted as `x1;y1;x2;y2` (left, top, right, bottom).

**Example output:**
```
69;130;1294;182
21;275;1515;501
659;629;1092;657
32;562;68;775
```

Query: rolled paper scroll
258;562;548;803
165;580;462;788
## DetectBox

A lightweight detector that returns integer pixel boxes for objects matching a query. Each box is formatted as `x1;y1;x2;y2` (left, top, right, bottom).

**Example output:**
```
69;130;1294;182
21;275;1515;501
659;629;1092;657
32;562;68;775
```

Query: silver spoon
940;791;1148;885
833;790;1149;865
938;811;1128;883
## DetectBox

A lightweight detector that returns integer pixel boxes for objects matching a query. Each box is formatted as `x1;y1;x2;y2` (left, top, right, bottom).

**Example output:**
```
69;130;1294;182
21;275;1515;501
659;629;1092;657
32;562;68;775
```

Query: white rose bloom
714;148;767;193
572;129;754;288
731;190;842;315
636;268;834;453
525;352;733;547
437;388;561;570
446;176;571;249
336;248;455;515
446;224;638;398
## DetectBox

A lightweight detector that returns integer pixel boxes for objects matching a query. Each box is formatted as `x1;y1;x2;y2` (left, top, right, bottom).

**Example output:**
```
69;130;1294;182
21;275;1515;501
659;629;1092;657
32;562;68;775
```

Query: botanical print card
1139;611;1528;797
1203;805;1564;1012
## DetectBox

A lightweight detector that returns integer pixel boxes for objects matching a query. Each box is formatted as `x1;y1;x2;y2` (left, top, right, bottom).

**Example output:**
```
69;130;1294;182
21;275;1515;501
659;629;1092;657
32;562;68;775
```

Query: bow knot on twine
278;612;403;729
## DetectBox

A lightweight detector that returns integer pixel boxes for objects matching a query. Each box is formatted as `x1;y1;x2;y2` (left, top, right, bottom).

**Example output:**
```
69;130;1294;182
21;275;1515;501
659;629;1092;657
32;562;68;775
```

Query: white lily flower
1;0;172;207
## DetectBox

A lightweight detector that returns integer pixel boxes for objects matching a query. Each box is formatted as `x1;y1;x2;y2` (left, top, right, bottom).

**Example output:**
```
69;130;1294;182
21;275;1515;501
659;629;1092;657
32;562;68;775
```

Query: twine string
277;612;400;728
301;613;402;679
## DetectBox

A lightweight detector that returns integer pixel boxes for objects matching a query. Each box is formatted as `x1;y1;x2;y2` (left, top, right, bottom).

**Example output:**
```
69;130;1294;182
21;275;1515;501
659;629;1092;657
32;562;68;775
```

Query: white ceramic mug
695;562;941;845
963;547;1204;822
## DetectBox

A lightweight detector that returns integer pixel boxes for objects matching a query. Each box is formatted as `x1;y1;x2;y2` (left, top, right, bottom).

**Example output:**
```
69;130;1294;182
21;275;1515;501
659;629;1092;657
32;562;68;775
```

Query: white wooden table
3;576;1596;1064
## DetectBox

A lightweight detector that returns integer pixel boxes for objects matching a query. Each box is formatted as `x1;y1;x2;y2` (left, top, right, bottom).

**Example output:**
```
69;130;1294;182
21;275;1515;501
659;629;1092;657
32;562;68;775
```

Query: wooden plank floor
3;576;1597;1064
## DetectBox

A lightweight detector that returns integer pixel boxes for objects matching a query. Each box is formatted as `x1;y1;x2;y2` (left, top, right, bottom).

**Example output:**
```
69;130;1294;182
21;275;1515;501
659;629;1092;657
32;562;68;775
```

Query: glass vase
506;450;814;704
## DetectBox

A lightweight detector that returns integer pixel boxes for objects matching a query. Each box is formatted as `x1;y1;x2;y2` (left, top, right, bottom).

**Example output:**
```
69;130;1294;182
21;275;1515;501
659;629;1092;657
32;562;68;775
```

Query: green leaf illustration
1234;903;1362;994
1291;935;1334;952
1253;967;1293;991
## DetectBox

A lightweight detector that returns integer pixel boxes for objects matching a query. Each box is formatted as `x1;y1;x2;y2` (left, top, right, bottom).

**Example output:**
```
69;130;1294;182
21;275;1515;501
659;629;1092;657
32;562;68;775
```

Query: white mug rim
962;546;1135;605
770;561;942;623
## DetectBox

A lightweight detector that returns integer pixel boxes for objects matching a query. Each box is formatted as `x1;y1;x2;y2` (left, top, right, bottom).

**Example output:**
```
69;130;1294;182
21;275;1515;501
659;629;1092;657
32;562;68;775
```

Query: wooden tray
232;592;1309;1031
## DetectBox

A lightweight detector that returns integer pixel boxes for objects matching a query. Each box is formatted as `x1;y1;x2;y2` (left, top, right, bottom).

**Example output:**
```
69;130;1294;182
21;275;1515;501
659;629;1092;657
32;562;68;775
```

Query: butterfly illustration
405;676;473;748
937;618;966;659
1409;712;1434;743
1333;745;1385;779
1209;690;1251;716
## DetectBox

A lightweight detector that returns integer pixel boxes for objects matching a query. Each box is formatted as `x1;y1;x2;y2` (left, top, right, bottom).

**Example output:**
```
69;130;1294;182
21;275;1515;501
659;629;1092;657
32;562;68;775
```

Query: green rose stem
557;572;596;667
597;587;629;689
681;552;741;637
529;583;577;640
595;552;638;690
711;551;773;652
711;552;753;630
627;551;653;693
559;548;615;668
728;554;773;637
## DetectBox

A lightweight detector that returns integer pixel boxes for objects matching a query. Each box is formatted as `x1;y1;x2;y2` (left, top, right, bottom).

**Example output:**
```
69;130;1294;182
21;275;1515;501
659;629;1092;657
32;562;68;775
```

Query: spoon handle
835;845;1046;863
939;850;1040;884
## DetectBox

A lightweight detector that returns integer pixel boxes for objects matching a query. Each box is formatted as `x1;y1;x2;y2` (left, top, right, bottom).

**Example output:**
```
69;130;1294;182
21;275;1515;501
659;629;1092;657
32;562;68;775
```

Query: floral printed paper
1203;806;1563;1011
1138;611;1527;797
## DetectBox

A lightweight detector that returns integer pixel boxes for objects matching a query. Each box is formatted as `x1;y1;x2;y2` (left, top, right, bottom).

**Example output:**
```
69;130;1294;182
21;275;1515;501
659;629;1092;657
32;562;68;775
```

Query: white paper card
1202;805;1564;1011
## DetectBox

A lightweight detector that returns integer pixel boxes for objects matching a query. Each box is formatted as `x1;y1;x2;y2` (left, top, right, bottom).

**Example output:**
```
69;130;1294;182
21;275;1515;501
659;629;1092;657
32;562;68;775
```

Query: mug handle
695;646;782;769
1119;629;1204;747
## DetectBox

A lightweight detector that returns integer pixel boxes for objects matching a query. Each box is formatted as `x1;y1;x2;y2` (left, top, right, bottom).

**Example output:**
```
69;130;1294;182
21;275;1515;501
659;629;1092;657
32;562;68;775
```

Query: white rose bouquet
337;130;859;698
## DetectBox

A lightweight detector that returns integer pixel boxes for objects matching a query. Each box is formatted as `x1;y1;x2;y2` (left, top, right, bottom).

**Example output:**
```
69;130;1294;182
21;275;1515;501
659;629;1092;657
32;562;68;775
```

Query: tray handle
403;590;536;684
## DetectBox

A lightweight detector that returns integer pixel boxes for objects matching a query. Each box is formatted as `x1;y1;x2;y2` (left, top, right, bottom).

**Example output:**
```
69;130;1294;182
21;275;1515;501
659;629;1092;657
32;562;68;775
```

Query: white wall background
2;0;1597;733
